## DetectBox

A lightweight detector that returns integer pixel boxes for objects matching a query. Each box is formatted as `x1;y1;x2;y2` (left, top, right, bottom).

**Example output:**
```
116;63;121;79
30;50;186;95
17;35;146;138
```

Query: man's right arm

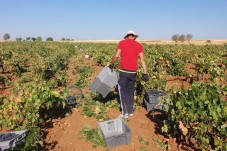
110;49;121;65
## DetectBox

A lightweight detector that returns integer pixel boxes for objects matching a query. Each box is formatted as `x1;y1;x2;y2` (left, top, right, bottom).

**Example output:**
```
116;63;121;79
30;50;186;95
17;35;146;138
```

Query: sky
0;0;227;40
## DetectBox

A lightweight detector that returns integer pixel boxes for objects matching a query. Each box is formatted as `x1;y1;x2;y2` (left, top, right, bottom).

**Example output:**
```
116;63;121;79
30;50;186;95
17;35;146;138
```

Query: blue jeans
118;71;137;115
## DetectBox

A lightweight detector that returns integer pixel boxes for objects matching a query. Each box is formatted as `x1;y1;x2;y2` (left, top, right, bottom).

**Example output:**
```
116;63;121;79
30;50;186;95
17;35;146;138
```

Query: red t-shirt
117;39;143;71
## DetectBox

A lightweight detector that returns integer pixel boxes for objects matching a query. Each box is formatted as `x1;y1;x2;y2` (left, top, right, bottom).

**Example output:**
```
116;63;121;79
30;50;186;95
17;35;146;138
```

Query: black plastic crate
144;99;165;113
145;89;167;104
144;89;167;113
0;130;27;151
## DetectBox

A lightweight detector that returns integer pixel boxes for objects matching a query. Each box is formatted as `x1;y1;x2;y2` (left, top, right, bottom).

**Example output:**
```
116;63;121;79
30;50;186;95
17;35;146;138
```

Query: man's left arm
139;52;147;74
139;52;149;81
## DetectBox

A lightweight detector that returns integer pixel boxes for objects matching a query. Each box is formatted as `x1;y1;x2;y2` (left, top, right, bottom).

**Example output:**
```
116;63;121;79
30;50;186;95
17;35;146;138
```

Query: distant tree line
1;33;58;42
61;38;74;41
172;34;193;44
2;32;194;44
15;36;43;42
1;33;76;42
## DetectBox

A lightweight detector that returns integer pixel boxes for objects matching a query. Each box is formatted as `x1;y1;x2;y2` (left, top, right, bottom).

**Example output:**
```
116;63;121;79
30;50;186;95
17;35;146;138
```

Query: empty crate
0;130;27;151
144;89;167;112
99;118;131;148
89;66;118;97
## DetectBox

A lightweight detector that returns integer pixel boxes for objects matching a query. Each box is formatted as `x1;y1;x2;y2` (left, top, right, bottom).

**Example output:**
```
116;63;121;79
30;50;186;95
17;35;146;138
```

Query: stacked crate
0;130;27;151
144;89;167;113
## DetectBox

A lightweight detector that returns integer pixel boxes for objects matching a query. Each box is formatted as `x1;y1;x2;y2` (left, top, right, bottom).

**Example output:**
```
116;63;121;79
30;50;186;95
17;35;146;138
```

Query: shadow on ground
145;107;200;151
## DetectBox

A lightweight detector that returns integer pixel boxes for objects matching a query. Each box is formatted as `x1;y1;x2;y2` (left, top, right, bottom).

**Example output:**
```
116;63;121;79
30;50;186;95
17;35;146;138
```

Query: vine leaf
179;121;188;135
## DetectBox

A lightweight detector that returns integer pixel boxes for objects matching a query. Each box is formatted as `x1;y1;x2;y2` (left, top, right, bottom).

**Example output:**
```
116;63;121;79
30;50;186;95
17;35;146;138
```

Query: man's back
117;39;143;71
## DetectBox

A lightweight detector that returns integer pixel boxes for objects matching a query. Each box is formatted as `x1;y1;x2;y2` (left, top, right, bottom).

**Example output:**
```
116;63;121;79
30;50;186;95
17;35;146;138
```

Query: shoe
118;114;129;119
118;114;124;118
129;114;133;117
124;114;129;119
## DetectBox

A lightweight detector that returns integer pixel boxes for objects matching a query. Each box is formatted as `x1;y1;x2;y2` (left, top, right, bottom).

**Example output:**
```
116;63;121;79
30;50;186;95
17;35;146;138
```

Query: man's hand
108;64;114;72
141;74;149;81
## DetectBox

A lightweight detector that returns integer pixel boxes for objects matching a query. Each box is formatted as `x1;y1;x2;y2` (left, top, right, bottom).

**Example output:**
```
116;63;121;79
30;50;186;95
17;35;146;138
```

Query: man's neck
128;37;135;40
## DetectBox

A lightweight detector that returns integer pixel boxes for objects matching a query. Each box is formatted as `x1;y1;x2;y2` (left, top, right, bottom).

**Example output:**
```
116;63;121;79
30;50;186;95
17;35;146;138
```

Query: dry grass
1;39;227;45
70;39;227;45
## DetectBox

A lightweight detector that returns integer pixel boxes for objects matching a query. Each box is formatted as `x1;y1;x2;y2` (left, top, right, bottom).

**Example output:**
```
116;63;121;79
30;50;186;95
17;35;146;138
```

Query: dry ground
43;55;201;151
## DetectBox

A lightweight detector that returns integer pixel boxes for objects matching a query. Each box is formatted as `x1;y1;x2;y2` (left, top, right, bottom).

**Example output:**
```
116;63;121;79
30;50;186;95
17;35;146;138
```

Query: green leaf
161;123;168;133
138;137;149;145
176;101;182;109
204;100;210;105
216;106;221;114
221;124;227;129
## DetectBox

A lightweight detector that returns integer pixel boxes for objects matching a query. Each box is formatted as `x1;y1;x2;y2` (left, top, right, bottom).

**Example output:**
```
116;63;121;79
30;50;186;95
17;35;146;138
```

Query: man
109;30;149;118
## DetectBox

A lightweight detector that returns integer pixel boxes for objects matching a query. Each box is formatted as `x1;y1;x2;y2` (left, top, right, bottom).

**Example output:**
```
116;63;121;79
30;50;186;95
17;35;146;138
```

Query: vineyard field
0;41;227;151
